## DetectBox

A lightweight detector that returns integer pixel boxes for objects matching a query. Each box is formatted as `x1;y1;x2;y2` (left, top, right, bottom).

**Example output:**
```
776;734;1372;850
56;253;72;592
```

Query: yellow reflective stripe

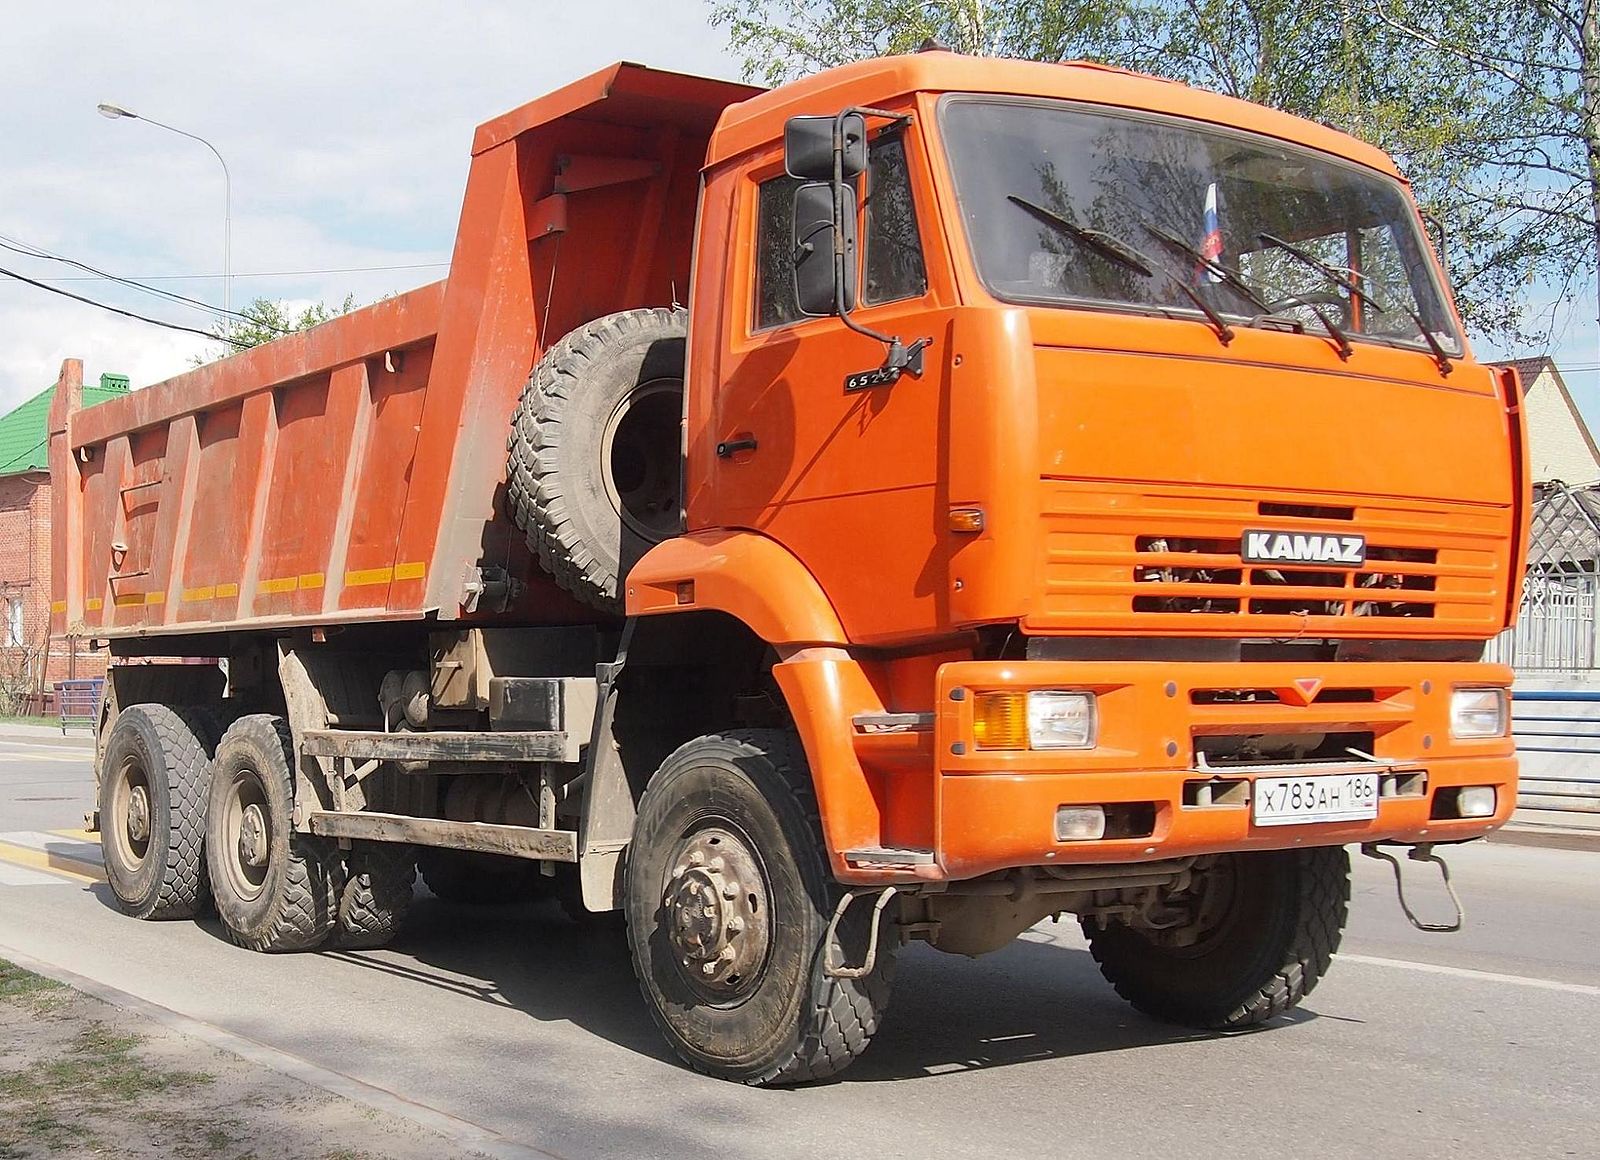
258;576;297;595
112;593;144;608
344;566;393;587
181;586;216;603
50;601;66;614
144;592;164;606
394;561;426;581
85;598;103;611
215;582;239;598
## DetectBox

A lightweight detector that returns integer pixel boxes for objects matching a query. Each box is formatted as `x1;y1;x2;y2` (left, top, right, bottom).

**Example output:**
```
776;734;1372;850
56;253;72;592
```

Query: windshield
939;96;1461;355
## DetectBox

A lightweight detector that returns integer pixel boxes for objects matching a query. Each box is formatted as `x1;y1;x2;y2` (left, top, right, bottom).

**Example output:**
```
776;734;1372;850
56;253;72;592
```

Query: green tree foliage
708;0;1599;347
196;294;357;363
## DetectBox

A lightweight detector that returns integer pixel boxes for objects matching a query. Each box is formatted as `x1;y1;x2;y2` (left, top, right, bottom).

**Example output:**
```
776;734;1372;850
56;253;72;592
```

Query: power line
20;260;449;282
0;262;243;346
0;232;280;331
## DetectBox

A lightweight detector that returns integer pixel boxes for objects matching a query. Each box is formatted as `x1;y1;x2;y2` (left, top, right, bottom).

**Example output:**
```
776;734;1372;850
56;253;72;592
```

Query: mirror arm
830;107;931;379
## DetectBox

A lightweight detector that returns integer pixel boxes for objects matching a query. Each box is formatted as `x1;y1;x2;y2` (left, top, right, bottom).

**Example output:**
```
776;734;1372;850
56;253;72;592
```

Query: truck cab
632;51;1524;879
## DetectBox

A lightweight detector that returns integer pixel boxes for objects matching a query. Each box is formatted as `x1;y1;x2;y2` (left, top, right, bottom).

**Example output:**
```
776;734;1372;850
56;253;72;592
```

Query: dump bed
50;63;757;643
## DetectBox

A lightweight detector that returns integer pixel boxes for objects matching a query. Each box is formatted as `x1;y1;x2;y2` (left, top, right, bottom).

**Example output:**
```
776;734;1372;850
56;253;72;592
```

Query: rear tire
506;306;687;612
98;704;212;920
205;715;339;952
1081;846;1349;1029
625;730;894;1085
331;843;416;950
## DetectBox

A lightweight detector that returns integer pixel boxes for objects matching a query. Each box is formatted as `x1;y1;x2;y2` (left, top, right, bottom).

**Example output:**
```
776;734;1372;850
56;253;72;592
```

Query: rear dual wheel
99;704;213;920
206;715;339;952
207;715;416;952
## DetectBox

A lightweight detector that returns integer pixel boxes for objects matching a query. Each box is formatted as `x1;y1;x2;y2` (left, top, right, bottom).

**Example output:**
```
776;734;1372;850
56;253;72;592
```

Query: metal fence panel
1512;688;1600;814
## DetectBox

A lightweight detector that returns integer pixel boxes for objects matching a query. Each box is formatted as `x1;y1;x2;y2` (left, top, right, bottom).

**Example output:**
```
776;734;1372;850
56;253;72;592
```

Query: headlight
1450;688;1508;739
972;690;1098;750
1027;691;1097;749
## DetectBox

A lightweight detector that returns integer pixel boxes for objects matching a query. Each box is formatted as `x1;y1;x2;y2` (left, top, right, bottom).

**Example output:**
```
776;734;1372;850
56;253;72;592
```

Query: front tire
624;730;894;1085
205;715;339;953
98;704;212;920
1082;846;1349;1029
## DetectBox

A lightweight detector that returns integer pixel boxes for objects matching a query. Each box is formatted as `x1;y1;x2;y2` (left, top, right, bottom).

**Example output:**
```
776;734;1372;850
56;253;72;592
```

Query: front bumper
922;659;1515;880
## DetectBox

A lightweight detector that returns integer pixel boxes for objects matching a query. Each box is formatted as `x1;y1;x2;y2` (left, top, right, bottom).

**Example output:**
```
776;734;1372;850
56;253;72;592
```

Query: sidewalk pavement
1495;808;1600;853
0;721;92;747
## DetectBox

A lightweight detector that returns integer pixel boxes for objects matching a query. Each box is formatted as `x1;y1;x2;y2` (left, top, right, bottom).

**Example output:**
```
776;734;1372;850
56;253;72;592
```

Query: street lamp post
97;103;232;322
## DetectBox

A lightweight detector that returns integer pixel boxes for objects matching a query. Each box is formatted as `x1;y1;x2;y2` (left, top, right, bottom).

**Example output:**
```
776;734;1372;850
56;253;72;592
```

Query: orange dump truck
52;52;1527;1084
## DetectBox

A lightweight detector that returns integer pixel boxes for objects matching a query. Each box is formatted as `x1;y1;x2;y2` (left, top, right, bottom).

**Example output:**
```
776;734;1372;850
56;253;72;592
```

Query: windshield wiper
1008;195;1235;345
1139;220;1276;315
1257;231;1454;376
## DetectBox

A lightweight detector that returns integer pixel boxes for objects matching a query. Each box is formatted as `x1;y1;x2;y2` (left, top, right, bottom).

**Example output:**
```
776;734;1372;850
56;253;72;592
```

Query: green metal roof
0;373;130;476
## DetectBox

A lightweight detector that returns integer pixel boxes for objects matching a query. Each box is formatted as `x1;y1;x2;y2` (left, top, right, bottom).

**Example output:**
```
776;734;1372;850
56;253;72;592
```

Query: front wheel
1082;846;1349;1029
624;730;894;1086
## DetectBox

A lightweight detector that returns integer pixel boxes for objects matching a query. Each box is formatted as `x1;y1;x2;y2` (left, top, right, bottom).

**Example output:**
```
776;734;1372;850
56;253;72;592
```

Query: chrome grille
1134;536;1439;617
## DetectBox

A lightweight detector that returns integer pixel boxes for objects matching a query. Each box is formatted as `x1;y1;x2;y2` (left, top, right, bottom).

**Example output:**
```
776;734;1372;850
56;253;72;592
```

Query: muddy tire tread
104;704;213;920
506;306;686;613
627;729;894;1086
1085;845;1349;1029
332;843;416;950
211;715;338;953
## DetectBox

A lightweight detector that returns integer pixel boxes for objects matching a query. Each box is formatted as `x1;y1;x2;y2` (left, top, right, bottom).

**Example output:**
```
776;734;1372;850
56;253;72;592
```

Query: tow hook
1360;843;1464;933
822;886;900;979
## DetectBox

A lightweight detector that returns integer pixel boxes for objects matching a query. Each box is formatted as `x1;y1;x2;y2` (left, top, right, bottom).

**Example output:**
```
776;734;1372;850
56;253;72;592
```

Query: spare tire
507;307;687;612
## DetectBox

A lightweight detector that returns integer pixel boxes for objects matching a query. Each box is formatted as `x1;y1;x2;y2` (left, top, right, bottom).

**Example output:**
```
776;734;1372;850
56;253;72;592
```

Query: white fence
1487;573;1600;671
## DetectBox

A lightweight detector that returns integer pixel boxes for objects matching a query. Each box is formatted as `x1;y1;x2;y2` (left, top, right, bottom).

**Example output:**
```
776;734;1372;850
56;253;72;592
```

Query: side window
751;132;927;330
754;174;804;330
863;134;927;306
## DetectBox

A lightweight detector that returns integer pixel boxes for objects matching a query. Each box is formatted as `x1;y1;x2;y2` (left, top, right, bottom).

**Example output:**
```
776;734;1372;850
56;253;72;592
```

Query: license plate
1252;772;1379;827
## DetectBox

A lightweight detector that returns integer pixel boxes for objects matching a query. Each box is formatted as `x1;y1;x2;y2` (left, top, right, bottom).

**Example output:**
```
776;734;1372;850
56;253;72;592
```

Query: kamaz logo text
1240;530;1366;567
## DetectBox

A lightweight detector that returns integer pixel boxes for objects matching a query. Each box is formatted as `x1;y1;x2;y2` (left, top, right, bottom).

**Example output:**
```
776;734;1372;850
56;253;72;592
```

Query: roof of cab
705;52;1402;180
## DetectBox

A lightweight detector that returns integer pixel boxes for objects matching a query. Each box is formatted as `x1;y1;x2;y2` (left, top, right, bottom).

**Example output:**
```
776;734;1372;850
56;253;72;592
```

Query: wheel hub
125;785;150;845
237;803;269;869
664;828;769;998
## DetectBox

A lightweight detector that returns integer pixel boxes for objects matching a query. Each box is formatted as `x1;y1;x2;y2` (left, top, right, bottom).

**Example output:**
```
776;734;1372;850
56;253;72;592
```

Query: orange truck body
52;55;1526;885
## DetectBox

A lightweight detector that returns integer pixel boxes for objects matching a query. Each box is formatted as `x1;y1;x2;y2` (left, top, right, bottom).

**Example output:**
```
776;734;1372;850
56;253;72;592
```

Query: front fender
626;530;847;646
629;532;931;882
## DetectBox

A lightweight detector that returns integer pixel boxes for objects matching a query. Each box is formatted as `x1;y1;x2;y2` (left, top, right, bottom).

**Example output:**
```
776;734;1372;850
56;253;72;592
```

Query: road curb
0;725;93;749
1489;825;1600;853
0;943;561;1160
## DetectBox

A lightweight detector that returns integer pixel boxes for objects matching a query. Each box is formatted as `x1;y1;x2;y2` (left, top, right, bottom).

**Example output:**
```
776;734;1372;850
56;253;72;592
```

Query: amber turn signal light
948;506;986;533
973;691;1028;749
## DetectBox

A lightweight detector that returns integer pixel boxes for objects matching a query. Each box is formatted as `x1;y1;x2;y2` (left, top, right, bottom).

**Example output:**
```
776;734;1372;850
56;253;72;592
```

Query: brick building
0;372;129;709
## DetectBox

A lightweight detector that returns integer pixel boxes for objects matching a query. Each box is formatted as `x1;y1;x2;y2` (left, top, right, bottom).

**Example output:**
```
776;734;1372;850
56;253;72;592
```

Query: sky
2;2;1596;421
0;1;743;410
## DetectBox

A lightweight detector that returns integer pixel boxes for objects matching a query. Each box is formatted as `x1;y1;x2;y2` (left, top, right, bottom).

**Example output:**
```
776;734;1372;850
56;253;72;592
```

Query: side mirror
792;181;856;316
785;113;866;181
1422;210;1451;283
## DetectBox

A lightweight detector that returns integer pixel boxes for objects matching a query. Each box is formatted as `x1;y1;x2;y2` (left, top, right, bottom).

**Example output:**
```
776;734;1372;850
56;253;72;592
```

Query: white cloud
0;0;743;409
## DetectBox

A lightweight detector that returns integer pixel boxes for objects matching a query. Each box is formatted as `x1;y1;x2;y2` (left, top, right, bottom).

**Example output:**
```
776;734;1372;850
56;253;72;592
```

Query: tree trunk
1581;2;1600;327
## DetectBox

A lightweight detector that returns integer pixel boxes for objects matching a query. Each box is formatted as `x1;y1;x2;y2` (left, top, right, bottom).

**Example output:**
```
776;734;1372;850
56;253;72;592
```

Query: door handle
716;436;758;459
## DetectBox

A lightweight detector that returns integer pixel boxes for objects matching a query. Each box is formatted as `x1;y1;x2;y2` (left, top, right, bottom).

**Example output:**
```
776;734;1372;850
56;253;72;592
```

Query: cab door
696;124;955;645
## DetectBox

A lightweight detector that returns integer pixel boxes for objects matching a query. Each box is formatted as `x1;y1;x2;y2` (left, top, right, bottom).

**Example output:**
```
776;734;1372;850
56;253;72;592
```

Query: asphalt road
1;732;1596;1160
